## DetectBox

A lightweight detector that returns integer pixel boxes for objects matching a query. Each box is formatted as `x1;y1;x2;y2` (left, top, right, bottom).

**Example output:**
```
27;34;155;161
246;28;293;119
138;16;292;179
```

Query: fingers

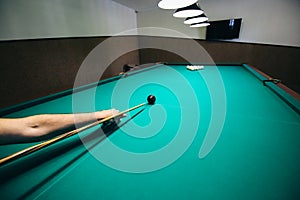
96;109;126;120
110;109;126;118
102;109;126;125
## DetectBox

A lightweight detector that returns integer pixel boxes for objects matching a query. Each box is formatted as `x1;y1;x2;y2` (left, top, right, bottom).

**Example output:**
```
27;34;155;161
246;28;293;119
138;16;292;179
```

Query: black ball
147;95;156;105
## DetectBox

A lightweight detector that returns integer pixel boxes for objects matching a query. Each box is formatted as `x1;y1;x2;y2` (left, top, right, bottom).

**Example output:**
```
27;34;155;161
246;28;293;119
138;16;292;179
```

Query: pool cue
0;103;147;167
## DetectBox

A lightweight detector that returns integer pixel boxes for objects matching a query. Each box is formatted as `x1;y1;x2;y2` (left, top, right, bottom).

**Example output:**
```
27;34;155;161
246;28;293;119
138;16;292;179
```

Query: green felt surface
0;65;299;200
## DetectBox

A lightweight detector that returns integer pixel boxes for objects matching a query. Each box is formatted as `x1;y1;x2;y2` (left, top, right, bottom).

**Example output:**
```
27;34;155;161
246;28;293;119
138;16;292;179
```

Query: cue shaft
0;102;146;166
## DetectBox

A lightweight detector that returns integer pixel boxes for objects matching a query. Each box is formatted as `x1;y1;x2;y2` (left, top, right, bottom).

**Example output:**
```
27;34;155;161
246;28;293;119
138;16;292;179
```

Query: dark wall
0;36;299;109
0;37;140;109
199;40;300;93
139;36;300;94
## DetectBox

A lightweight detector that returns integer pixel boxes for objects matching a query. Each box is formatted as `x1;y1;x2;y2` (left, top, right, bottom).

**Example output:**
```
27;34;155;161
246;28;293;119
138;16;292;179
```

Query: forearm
22;111;116;137
0;109;118;144
24;114;79;136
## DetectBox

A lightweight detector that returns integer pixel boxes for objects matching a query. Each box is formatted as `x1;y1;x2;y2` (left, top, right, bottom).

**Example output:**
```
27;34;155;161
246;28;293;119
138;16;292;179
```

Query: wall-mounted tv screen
206;18;242;40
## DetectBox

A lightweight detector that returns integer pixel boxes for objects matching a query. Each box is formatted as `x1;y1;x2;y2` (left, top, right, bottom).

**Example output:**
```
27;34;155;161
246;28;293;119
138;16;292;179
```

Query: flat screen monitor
206;18;242;40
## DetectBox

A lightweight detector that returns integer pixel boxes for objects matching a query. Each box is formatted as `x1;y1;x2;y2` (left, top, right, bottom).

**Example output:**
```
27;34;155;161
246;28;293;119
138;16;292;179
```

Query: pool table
0;64;299;200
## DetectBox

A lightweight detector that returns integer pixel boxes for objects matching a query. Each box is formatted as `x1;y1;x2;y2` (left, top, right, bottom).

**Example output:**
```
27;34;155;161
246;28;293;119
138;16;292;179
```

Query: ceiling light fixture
190;22;210;28
158;0;198;9
184;14;208;24
173;3;204;18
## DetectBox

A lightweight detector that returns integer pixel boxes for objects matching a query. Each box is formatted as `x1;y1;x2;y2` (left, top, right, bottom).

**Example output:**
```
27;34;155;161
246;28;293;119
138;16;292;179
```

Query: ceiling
112;0;161;12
